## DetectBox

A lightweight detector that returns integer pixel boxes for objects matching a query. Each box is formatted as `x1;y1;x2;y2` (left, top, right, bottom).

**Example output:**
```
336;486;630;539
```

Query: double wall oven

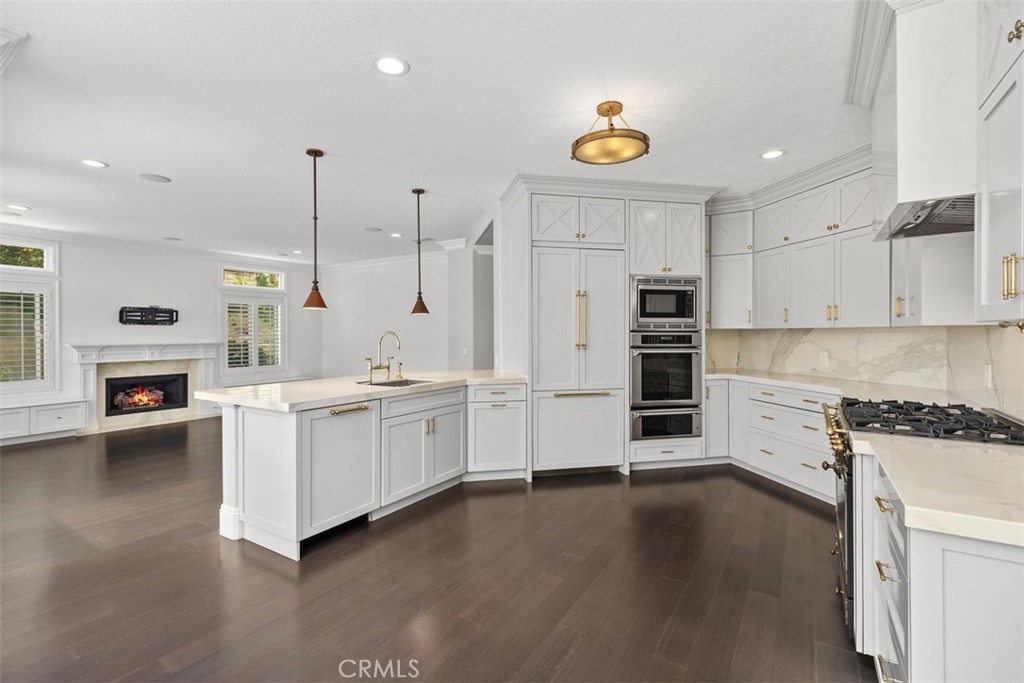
630;276;703;441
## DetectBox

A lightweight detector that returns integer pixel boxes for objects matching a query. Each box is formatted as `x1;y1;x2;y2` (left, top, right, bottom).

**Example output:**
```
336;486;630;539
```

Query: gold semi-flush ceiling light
302;148;328;310
571;100;650;165
410;188;429;315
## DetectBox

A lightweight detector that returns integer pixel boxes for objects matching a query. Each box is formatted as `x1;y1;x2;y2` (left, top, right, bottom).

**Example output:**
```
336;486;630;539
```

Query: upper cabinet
753;200;790;251
709;211;753;256
629;201;702;275
977;48;1024;321
979;0;1024;106
532;194;625;247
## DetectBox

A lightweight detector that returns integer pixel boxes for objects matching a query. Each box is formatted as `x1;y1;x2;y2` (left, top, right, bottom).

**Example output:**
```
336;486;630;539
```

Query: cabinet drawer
748;429;834;497
0;408;31;438
630;438;702;463
747;400;830;449
468;384;526;402
748;383;838;412
31;402;87;434
381;387;465;419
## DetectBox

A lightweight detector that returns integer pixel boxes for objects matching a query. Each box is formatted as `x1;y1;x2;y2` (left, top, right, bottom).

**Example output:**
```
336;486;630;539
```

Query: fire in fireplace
105;373;188;417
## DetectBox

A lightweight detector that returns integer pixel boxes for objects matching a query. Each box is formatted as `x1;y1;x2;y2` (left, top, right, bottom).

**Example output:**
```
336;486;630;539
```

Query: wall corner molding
885;0;942;14
750;144;873;208
706;195;755;215
845;0;896;107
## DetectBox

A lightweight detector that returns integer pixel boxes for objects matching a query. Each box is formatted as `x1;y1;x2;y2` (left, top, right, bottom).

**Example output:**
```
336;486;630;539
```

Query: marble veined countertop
708;368;1024;547
194;370;526;413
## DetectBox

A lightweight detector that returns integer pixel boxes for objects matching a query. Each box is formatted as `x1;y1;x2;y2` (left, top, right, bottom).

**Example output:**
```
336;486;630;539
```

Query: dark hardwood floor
1;418;875;682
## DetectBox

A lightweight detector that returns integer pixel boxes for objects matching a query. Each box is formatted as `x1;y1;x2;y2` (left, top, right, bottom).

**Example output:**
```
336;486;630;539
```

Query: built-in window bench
0;398;88;445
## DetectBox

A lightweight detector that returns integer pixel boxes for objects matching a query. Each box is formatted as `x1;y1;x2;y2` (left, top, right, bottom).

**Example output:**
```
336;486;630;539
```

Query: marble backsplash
707;326;1024;418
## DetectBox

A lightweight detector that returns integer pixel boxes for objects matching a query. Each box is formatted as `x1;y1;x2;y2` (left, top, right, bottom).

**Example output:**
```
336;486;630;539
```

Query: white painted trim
707;196;756;215
886;0;942;14
437;238;467;250
845;0;896;107
473;245;494;256
369;476;462;520
461;469;528;482
752;145;873;208
0;26;28;75
501;174;723;205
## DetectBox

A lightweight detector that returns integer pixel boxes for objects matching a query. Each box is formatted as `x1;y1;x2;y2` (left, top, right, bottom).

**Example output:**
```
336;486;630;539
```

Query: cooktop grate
840;398;1024;445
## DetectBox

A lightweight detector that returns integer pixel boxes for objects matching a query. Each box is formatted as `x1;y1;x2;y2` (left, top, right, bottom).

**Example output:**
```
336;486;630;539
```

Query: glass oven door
631;408;702;440
630;348;702;407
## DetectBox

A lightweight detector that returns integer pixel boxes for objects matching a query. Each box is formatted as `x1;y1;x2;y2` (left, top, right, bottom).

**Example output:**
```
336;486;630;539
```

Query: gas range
840;398;1024;446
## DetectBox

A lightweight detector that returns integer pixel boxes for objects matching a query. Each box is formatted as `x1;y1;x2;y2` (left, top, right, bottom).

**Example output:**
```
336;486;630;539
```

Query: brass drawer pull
660;450;675;454
490;391;507;395
801;424;820;431
802;398;818;404
875;560;899;582
761;391;775;397
329;404;370;416
800;462;817;469
877;654;902;683
490;403;507;407
760;415;775;421
759;448;773;455
875;496;894;514
553;391;610;398
1009;18;1023;42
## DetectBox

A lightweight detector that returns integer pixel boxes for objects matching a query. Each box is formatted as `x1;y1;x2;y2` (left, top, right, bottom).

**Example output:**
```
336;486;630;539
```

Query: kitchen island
195;370;526;560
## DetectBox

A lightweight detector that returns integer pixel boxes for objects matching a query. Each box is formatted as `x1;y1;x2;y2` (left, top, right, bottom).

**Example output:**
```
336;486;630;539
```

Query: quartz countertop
194;370;526;413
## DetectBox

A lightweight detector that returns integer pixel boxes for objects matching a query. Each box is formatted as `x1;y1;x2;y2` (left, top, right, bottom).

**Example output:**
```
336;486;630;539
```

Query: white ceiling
1;1;871;266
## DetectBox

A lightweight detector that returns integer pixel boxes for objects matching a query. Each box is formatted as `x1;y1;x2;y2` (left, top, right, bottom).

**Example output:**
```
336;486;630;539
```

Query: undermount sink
356;378;434;387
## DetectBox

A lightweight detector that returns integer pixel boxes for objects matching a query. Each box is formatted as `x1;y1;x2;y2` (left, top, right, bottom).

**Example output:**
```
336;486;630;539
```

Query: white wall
319;252;449;377
472;247;494;369
447;245;474;371
5;227;322;399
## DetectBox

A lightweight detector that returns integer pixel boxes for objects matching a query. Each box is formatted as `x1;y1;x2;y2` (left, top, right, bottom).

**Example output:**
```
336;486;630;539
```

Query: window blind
256;304;281;367
226;302;252;369
226;301;282;370
0;290;46;382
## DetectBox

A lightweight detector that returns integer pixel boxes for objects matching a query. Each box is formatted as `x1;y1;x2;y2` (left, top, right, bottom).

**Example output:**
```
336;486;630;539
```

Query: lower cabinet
300;401;380;539
382;403;466;506
705;379;729;457
533;390;624;470
0;400;87;441
467;399;527;472
727;380;750;463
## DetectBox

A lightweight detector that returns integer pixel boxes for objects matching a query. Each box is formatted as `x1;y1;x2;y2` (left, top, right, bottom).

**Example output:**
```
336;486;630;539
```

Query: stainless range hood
875;194;975;241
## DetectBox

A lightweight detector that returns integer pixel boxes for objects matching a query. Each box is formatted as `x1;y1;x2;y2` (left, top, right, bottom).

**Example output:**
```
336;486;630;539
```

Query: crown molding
886;0;942;14
437;238;467;250
751;145;873;207
845;0;895;107
0;26;28;75
706;195;755;215
320;249;447;273
503;174;723;205
473;245;494;256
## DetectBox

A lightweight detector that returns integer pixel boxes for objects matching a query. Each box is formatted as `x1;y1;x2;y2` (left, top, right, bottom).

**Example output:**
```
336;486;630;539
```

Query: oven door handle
632;408;702;418
630;348;702;354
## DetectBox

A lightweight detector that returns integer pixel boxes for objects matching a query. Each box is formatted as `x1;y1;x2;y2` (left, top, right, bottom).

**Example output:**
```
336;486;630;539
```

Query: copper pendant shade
571;101;650;165
410;188;429;315
302;148;328;310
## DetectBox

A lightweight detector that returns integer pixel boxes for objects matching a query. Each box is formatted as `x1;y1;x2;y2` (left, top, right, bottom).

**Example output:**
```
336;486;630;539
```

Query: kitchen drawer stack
746;384;838;501
0;400;88;443
467;384;527;476
871;458;909;683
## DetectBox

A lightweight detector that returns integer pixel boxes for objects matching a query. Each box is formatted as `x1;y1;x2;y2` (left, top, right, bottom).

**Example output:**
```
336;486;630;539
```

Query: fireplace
105;373;188;417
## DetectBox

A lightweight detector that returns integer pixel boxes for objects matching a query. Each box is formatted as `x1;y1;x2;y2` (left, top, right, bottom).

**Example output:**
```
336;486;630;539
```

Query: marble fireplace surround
68;343;219;433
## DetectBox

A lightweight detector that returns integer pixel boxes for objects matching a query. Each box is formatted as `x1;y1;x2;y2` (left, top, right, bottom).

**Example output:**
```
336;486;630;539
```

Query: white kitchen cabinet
533;390;625;470
790;183;836;245
833;226;891;328
727;380;749;463
0;408;31;439
978;0;1024;106
705;379;729;458
788;236;835;328
753;199;790;251
429;404;467;485
710;211;753;256
531;194;625;246
710;254;752;328
467;400;526;472
977;52;1024;321
753;246;790;327
891;232;977;326
382;400;466;506
532;247;625;391
629;200;703;275
300;401;380;538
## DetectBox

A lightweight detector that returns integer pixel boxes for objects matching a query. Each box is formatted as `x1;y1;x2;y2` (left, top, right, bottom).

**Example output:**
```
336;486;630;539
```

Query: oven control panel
630;333;697;347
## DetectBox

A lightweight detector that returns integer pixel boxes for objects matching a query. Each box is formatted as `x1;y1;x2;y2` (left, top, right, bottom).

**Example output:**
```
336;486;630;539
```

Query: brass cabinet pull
875;495;894;514
783;307;789;323
660;450;675;454
833;304;839;321
783;236;789;241
1009;18;1023;42
489;391;507;395
329;404;370;416
761;414;775;421
877;654;902;683
1011;253;1019;299
802;398;818;404
759;448;774;455
761;391;775;397
425;418;431;435
580;233;586;239
895;296;904;318
490;403;507;407
801;462;817;469
580;291;588;349
574;290;582;349
802;424;820;431
1004;256;1010;300
575;232;581;239
747;309;751;324
553;391;610;398
826;304;832;321
875;560;899;582
747;244;752;250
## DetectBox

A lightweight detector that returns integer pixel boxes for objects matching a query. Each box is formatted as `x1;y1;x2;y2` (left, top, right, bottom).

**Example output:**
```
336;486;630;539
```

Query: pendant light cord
311;153;319;287
416;190;422;296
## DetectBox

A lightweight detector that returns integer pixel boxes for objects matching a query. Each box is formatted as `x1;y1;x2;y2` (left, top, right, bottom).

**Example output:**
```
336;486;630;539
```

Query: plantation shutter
256;304;281;367
0;289;46;382
226;302;252;368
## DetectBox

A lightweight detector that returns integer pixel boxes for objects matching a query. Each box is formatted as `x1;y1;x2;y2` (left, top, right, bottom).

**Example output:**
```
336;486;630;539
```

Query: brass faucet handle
396;362;404;379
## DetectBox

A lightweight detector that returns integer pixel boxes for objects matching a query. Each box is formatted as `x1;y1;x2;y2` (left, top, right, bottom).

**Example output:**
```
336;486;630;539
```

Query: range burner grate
841;398;1024;445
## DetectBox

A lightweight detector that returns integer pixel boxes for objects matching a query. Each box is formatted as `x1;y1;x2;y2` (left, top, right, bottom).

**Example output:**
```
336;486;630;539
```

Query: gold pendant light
302;148;328;310
410;188;429;315
571;101;650;165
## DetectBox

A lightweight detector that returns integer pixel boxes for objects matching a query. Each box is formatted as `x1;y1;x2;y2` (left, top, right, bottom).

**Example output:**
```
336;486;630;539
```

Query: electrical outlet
819;351;829;367
985;363;994;389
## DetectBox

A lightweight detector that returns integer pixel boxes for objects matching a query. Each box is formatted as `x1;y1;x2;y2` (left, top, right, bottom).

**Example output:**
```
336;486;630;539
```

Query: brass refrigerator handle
1003;256;1010;300
553;391;610;398
329;404;370;416
581;291;588;349
574;290;581;349
1011;253;1019;299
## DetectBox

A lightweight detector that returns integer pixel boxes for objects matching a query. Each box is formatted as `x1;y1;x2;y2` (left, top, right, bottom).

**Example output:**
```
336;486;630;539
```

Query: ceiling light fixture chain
411;188;429;315
302;148;328;310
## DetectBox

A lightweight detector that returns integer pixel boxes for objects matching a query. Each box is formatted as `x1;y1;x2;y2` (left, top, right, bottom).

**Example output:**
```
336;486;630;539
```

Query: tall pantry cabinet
495;177;718;475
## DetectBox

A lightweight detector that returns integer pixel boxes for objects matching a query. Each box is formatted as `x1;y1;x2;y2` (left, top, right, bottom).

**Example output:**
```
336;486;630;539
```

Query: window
222;268;282;289
225;301;282;370
0;281;55;389
0;237;56;273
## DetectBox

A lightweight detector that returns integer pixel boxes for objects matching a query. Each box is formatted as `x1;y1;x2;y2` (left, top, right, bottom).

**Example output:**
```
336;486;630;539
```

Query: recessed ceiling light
6;204;30;211
277;252;289;257
376;57;410;76
81;159;110;168
390;233;403;238
140;173;172;183
291;250;303;254
760;149;787;160
161;237;182;241
364;227;382;233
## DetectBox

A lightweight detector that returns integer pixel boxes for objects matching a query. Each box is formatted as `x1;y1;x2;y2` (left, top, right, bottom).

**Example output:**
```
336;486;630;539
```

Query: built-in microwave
631;276;700;331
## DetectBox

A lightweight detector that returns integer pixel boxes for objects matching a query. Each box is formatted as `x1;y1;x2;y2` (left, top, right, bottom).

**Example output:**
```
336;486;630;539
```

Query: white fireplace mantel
68;342;220;431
